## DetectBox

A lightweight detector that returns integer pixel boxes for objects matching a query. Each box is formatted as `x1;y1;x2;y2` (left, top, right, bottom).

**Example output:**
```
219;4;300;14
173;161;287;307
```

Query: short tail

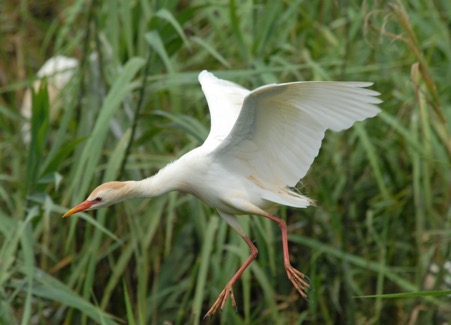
260;188;314;208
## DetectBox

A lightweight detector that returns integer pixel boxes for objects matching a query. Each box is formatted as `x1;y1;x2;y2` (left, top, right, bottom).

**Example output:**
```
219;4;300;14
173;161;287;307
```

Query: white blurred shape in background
21;55;79;142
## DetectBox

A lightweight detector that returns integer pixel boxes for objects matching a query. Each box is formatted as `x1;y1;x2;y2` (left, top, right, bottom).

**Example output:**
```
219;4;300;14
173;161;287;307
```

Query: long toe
204;287;234;318
286;265;310;299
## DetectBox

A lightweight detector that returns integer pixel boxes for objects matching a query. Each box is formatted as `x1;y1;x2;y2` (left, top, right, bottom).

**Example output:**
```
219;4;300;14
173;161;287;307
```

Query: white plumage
64;70;381;317
199;71;380;207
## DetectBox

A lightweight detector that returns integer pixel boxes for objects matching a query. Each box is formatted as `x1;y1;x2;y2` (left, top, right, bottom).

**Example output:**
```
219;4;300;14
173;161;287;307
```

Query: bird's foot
285;264;310;299
204;286;237;318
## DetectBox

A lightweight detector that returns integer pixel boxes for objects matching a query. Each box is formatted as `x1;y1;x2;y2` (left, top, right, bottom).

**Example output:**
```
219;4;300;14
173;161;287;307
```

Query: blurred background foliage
0;0;450;324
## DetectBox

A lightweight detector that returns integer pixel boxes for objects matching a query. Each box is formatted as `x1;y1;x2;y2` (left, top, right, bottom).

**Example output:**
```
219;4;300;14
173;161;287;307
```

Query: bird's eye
91;197;102;203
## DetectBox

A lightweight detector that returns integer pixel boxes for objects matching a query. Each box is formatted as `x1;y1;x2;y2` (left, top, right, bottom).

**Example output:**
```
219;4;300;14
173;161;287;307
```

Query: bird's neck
132;160;184;198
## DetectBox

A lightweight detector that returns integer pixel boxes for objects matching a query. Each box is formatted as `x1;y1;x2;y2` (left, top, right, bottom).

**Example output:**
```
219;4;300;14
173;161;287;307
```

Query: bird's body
64;70;381;316
89;143;299;216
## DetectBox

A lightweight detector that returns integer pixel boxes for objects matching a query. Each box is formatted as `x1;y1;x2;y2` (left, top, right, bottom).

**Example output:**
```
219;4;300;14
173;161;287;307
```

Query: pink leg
204;235;258;318
264;214;309;299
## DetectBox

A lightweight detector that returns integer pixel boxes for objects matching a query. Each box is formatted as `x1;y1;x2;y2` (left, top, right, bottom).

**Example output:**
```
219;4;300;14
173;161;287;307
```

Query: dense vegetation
0;0;450;324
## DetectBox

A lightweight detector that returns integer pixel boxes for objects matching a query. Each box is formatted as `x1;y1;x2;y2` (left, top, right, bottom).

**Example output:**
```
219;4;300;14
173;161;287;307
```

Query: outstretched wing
198;71;250;149
212;81;381;188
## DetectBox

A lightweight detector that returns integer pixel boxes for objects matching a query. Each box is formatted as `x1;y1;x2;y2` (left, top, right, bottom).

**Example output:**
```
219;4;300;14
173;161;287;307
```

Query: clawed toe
204;286;237;318
286;265;310;299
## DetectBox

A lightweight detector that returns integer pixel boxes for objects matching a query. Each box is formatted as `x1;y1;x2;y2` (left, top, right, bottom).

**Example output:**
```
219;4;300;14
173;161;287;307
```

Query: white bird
21;55;79;142
21;55;79;119
63;70;381;316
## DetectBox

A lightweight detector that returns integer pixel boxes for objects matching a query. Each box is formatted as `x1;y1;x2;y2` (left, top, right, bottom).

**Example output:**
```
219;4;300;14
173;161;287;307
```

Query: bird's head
63;181;135;217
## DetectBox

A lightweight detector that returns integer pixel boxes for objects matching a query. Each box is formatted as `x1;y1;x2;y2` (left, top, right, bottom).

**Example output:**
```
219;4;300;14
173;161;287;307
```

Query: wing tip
328;104;381;132
198;70;215;83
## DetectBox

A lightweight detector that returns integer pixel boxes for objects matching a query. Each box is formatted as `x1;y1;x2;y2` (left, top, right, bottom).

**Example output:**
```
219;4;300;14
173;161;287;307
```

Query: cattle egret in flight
63;70;381;316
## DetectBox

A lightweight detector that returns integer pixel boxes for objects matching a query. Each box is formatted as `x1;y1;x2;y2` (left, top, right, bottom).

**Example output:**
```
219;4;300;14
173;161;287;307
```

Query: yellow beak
62;200;93;218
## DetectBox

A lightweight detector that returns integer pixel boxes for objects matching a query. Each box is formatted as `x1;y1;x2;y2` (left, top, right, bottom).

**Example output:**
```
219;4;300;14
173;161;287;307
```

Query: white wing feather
198;71;250;149
212;81;381;188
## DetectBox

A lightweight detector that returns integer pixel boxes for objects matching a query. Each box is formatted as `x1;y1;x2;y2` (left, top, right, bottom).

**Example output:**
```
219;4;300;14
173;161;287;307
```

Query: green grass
1;0;450;324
